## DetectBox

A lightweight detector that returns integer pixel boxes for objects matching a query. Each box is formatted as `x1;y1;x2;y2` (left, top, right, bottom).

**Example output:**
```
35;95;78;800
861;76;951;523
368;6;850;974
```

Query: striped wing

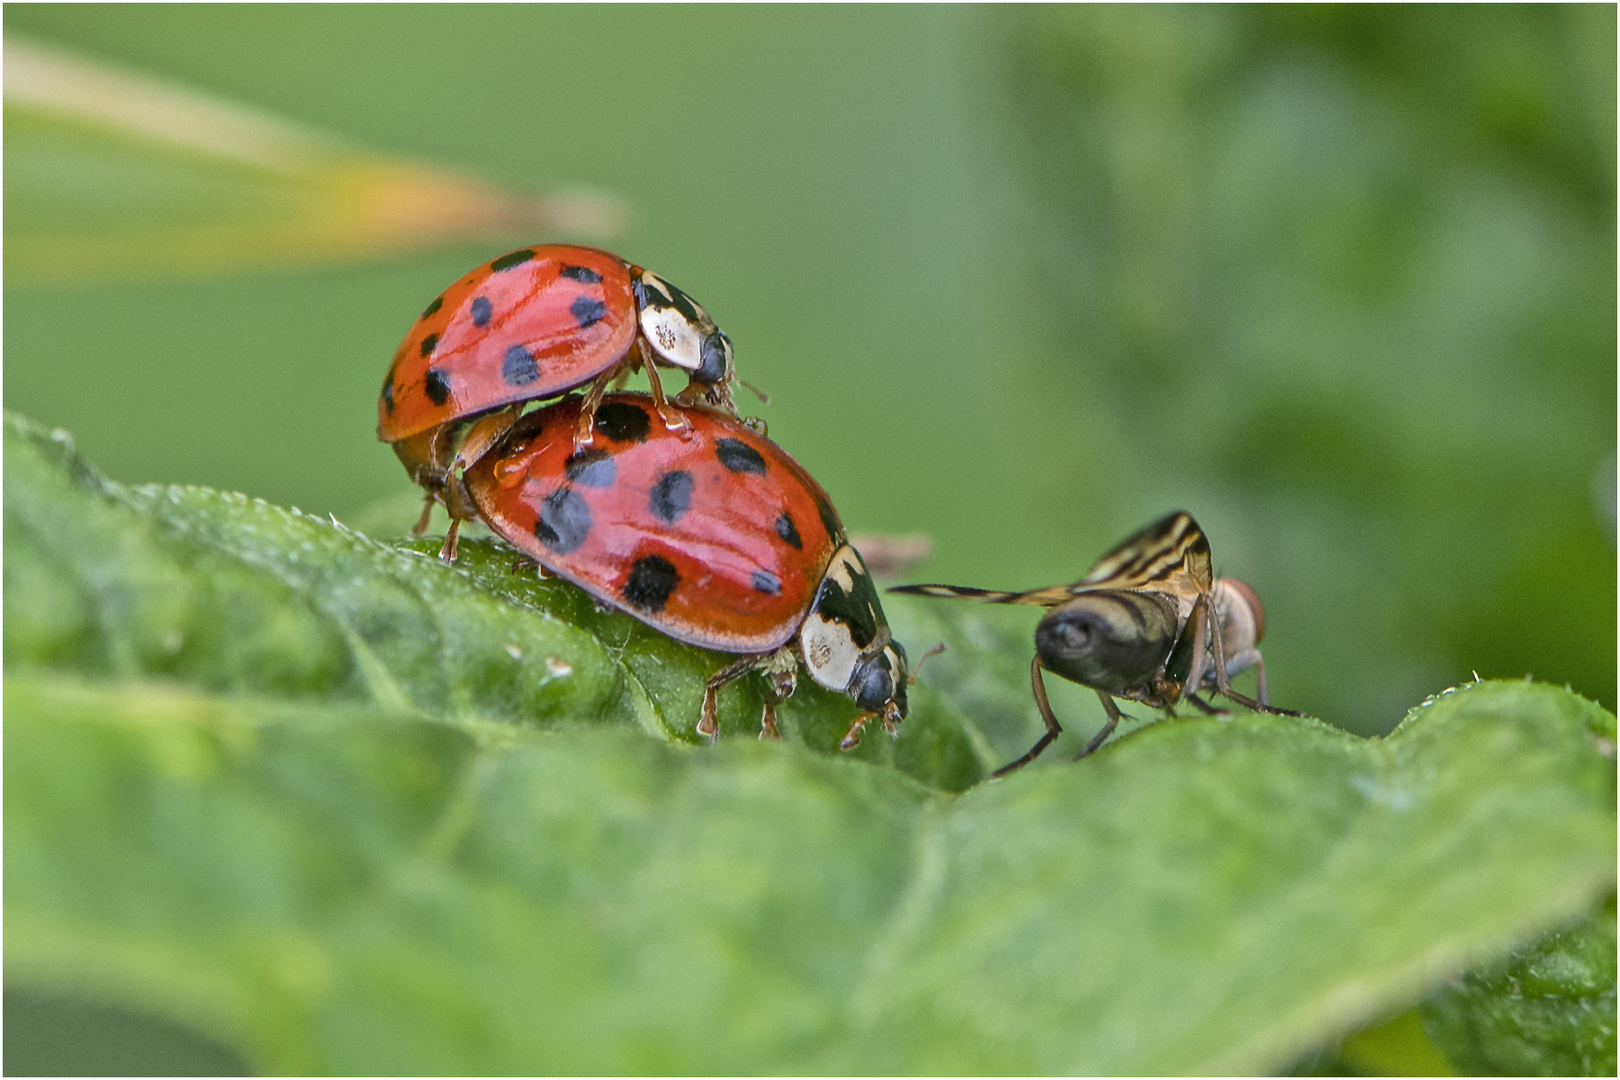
888;582;1060;606
1081;511;1212;595
889;511;1213;611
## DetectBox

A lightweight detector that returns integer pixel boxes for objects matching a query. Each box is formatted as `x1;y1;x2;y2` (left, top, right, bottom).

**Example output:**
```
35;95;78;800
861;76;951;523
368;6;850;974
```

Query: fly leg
990;656;1067;778
1207;602;1302;716
1073;691;1126;761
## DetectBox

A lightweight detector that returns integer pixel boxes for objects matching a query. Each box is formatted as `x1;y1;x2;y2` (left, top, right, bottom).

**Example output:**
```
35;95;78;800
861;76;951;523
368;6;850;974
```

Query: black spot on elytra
774;512;802;550
381;378;395;414
424;368;452;407
593;401;651;443
571;295;609;329
490;248;535;272
503;344;540;386
421;295;443;320
812;560;880;649
814;492;842;544
565;448;615;487
622;555;679;612
716;438;766;475
751;570;781;596
419;332;440;358
560;264;603;284
470;296;493;327
535;488;591;554
649;470;693;524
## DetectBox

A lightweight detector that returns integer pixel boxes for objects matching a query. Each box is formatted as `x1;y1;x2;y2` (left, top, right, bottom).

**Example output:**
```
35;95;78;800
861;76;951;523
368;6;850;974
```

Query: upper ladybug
378;245;736;558
461;393;913;751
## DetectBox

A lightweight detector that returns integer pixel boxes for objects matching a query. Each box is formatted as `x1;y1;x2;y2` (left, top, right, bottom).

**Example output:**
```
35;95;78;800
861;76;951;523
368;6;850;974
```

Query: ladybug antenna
739;378;770;405
908;642;946;686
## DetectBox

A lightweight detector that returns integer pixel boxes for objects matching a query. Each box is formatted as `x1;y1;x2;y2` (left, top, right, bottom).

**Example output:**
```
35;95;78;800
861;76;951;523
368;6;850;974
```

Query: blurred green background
5;4;1614;739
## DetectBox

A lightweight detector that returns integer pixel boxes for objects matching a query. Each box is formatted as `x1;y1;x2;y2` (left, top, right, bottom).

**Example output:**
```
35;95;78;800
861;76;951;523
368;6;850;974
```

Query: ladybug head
691;328;734;386
801;545;912;734
851;640;909;721
632;270;733;386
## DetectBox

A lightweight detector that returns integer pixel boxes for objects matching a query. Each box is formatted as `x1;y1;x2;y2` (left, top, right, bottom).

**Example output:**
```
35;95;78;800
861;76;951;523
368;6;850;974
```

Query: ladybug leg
674;375;737;416
839;713;876;750
879;698;905;737
758;662;797;741
641;356;694;439
411;494;437;536
436;475;481;563
438;517;462;562
451;405;522;474
572;370;616;450
699;653;767;741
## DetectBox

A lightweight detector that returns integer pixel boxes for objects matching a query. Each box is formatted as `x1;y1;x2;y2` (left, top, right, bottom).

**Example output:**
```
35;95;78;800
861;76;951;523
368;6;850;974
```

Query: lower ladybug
377;244;738;560
461;393;914;749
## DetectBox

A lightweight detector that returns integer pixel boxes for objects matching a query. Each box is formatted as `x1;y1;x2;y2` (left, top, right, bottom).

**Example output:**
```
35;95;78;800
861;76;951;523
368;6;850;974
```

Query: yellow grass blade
4;33;626;286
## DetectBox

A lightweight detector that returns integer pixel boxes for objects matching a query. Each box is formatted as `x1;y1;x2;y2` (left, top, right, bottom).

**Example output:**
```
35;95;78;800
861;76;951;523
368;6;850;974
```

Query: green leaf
5;411;1616;1074
1422;900;1617;1075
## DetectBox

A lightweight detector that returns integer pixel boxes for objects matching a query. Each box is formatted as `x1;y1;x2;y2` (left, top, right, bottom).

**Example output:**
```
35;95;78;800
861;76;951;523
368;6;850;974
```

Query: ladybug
378;245;737;559
461;392;914;748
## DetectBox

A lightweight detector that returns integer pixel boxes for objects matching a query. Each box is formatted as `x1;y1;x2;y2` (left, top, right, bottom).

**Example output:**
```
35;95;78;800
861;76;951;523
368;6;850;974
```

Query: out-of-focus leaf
4;410;1615;1074
1307;1007;1459;1076
5;674;1613;1075
998;6;1617;732
1422;901;1618;1076
2;32;624;285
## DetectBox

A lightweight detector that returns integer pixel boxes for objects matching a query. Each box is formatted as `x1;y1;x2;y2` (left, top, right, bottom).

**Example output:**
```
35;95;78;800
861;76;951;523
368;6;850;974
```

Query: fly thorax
1035;590;1180;694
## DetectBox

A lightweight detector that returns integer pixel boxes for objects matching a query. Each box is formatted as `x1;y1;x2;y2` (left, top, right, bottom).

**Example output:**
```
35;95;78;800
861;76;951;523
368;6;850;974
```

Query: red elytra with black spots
378;245;641;446
463;393;845;653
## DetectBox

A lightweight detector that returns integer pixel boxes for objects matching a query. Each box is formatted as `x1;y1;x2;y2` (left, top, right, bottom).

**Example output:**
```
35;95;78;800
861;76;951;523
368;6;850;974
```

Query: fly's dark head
1034;590;1181;695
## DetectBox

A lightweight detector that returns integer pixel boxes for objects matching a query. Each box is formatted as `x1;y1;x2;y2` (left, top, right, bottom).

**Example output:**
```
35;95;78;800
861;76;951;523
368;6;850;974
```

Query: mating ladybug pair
378;245;1292;772
379;245;737;561
377;245;913;750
